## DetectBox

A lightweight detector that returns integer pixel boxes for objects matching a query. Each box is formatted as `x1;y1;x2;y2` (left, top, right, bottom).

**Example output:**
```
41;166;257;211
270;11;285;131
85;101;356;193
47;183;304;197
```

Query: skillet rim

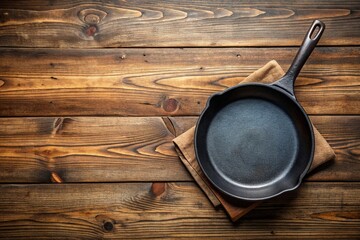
194;82;315;201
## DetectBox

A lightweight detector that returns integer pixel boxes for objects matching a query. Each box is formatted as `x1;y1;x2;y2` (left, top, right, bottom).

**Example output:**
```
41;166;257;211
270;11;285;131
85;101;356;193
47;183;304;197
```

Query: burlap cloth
173;60;335;221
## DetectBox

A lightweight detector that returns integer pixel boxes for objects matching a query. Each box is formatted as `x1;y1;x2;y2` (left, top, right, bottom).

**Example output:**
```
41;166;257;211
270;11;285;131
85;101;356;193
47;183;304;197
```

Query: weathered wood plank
0;182;359;239
0;116;358;183
305;116;360;181
0;117;189;183
0;0;359;47
0;47;359;116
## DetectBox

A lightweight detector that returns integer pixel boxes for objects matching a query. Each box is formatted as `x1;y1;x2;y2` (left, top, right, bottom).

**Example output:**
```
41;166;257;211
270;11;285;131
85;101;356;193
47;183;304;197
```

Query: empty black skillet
195;20;325;201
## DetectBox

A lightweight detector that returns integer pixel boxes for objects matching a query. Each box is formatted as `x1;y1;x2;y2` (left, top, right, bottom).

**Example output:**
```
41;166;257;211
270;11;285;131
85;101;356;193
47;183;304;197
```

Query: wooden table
0;1;359;239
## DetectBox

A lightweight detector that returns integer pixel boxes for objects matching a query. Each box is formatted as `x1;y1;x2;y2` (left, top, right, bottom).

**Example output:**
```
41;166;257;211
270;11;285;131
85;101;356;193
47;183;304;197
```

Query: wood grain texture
0;117;189;183
0;116;358;183
0;47;359;116
0;0;358;237
0;182;359;239
0;0;359;47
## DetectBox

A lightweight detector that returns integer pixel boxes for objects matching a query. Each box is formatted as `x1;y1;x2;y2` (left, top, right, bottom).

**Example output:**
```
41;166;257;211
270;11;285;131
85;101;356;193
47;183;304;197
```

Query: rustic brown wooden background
0;0;359;239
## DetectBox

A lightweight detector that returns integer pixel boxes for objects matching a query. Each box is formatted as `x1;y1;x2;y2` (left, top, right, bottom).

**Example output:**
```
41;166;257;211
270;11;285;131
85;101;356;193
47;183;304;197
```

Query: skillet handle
273;20;325;96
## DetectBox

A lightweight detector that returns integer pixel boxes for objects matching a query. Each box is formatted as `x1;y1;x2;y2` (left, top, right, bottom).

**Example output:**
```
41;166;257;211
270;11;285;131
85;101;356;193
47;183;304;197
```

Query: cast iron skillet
195;20;325;201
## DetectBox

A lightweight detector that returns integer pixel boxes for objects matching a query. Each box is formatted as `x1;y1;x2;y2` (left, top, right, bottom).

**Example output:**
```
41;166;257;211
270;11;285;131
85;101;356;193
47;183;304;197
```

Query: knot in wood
151;182;166;197
163;98;179;113
84;14;100;24
85;25;98;37
78;8;107;24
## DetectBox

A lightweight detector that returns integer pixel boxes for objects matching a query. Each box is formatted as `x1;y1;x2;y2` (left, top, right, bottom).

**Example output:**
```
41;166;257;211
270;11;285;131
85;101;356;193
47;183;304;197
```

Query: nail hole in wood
103;221;114;232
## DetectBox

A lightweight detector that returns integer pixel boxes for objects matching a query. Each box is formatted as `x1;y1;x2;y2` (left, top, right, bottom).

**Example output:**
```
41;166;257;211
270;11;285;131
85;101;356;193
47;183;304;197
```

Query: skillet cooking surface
195;84;314;200
207;97;297;186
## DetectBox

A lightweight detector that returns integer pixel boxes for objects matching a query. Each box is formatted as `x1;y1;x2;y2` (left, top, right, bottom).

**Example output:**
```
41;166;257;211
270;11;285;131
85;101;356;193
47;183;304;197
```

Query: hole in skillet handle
272;20;325;97
310;25;321;40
